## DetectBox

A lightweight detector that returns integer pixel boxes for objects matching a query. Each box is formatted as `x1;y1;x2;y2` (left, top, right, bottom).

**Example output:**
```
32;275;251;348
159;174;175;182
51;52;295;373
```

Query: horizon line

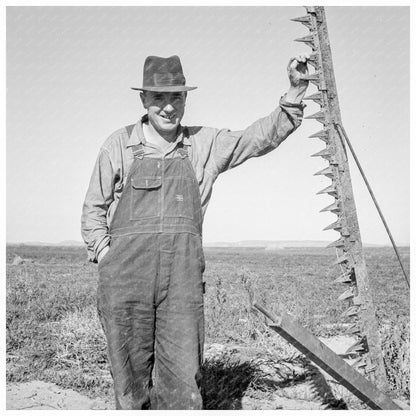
5;239;410;247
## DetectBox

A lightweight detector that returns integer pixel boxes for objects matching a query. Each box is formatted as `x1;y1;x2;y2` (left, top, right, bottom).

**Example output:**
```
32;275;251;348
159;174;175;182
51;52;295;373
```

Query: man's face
140;91;187;136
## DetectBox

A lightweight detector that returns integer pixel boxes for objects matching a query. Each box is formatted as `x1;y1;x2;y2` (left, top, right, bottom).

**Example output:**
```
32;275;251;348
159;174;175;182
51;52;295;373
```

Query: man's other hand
97;245;110;264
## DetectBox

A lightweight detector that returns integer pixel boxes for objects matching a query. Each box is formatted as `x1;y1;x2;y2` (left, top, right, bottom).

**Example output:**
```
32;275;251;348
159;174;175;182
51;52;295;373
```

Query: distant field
6;244;410;408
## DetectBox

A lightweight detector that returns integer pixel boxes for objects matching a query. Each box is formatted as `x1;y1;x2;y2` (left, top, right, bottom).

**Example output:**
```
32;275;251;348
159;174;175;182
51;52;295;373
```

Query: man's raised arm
206;54;311;176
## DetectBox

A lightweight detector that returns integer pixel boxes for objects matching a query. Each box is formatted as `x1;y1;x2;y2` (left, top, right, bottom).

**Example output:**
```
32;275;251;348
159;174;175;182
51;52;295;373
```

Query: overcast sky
6;5;410;245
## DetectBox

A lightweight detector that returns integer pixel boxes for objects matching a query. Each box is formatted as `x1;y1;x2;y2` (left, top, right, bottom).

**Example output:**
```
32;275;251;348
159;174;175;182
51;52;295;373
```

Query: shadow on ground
201;356;348;410
202;357;263;409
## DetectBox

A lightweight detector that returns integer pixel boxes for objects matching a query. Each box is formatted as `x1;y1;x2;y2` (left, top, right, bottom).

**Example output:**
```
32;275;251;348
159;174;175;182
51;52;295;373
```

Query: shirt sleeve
81;148;115;263
210;95;305;175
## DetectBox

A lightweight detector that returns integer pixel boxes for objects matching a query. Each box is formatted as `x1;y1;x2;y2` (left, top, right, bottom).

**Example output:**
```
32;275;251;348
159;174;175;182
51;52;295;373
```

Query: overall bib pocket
130;176;162;220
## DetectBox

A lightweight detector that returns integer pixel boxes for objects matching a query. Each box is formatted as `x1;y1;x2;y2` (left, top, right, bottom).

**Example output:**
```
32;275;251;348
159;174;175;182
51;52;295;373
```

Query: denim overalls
97;126;205;409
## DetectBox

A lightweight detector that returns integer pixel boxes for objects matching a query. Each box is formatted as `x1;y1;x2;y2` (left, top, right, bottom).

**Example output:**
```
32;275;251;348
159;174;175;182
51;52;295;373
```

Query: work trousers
97;232;205;409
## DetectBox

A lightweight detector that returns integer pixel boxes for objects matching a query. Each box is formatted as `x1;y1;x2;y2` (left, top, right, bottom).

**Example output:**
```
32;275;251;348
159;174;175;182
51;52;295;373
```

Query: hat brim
131;86;197;92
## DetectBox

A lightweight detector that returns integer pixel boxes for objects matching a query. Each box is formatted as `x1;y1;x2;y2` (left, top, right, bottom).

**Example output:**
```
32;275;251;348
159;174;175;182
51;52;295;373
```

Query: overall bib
97;129;205;410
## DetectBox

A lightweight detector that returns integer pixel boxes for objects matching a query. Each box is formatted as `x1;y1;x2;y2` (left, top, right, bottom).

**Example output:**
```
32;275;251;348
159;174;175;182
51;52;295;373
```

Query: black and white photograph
5;2;412;411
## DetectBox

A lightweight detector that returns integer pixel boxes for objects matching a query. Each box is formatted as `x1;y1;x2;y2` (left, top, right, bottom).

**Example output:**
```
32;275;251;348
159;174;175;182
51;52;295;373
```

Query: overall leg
97;301;155;409
153;233;205;410
97;234;159;409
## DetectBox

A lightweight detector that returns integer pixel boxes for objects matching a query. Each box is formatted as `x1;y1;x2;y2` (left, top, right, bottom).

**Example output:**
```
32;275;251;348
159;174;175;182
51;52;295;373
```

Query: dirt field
6;336;366;410
6;245;410;410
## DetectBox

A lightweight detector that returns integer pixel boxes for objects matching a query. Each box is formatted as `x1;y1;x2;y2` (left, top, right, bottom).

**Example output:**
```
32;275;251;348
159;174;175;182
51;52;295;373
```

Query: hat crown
144;55;186;87
133;55;197;92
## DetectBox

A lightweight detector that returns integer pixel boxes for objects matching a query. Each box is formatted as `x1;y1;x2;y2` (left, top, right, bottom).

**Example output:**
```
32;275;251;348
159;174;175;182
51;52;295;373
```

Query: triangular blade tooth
294;34;316;49
290;15;311;22
349;269;357;283
294;34;314;42
308;61;319;71
327;238;345;248
332;253;348;264
341;305;360;317
305;111;326;124
346;322;361;335
317;184;337;196
365;364;378;374
320;201;340;213
345;338;367;354
337;286;355;301
352;357;366;369
302;72;322;87
305;110;325;119
304;92;324;105
290;15;312;23
347;345;365;354
307;53;320;70
314;166;334;178
311;148;332;159
303;72;321;81
309;130;329;143
309;129;327;138
290;15;313;29
333;273;352;284
324;219;343;232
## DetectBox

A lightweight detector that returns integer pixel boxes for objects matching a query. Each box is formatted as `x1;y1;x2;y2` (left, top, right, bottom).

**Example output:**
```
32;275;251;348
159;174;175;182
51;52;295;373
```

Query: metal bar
335;123;410;289
253;303;402;410
305;6;389;390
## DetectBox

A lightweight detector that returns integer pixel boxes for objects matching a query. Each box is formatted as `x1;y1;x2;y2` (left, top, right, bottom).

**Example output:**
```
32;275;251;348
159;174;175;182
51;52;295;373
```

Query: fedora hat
131;55;197;92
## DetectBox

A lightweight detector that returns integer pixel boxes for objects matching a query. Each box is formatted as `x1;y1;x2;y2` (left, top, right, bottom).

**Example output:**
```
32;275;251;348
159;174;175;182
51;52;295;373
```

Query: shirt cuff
89;234;110;264
279;94;306;109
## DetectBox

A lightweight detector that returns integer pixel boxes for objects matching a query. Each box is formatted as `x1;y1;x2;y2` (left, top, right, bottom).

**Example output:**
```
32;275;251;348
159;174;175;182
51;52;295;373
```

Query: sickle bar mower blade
290;6;390;392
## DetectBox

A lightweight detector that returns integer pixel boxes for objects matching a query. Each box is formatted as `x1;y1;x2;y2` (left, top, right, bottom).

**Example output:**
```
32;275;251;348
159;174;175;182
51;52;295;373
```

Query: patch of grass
6;244;410;407
6;262;96;352
381;317;410;400
41;305;111;395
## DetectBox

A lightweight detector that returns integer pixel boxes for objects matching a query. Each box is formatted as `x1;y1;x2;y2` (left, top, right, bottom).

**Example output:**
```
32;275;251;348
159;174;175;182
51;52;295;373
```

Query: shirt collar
126;114;191;148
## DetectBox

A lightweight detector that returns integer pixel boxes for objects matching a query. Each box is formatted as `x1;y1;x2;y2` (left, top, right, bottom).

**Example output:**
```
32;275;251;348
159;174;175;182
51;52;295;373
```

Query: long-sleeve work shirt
81;96;304;262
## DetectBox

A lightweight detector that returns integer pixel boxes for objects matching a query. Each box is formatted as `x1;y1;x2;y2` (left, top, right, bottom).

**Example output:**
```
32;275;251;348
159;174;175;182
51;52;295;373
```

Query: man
81;54;309;410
